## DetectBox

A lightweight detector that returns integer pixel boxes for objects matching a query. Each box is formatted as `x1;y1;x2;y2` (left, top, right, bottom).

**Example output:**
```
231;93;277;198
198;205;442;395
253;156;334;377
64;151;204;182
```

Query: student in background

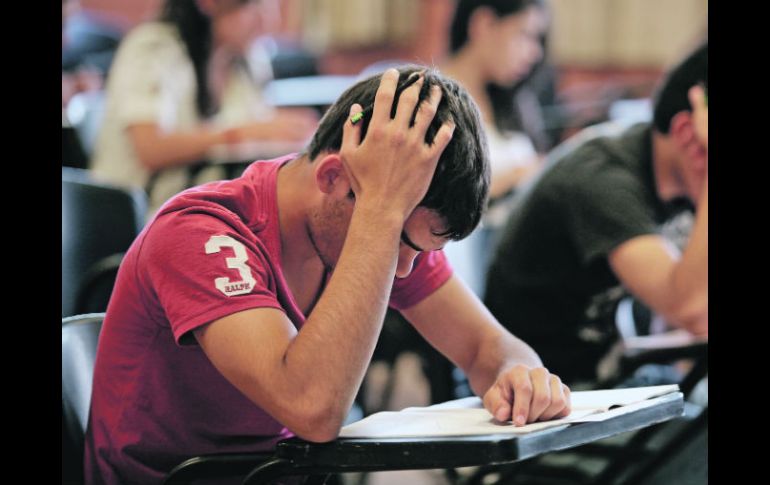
442;0;551;203
484;43;708;386
439;0;552;295
90;0;319;215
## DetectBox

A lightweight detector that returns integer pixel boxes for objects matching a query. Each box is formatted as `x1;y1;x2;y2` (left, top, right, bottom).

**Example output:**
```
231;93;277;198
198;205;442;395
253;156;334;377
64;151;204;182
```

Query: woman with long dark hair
91;0;318;215
443;0;550;200
440;0;551;295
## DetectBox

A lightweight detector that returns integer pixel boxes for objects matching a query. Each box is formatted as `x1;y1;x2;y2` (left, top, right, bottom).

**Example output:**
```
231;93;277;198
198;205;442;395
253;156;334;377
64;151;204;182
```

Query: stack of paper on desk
339;384;679;438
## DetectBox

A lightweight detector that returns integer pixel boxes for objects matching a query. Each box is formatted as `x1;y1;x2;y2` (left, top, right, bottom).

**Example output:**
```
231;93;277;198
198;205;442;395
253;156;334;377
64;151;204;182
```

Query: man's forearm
127;123;228;171
281;206;403;436
668;183;708;332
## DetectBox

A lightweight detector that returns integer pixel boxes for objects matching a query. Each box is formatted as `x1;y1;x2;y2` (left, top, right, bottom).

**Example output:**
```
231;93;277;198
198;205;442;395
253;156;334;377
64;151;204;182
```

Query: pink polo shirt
84;156;453;484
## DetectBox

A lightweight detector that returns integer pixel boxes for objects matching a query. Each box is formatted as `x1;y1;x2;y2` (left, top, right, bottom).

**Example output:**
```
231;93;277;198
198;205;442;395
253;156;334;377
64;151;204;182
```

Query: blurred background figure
484;42;708;388
62;0;124;169
62;0;123;108
439;0;553;296
90;0;319;215
442;0;549;201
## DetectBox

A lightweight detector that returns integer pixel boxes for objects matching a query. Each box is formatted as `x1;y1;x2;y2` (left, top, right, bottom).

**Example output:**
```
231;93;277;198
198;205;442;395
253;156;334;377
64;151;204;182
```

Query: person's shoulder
109;22;190;78
155;194;243;230
540;141;607;193
532;134;633;208
119;22;183;55
553;123;647;176
138;202;242;263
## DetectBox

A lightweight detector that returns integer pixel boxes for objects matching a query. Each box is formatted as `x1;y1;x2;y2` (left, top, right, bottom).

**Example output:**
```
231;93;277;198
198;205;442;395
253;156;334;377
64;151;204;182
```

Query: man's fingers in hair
371;68;400;125
393;73;425;128
429;119;455;156
342;103;364;152
412;84;443;136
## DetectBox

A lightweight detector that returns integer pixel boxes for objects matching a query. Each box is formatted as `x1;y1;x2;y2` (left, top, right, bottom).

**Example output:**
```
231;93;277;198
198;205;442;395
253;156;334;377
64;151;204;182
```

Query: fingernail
515;414;526;426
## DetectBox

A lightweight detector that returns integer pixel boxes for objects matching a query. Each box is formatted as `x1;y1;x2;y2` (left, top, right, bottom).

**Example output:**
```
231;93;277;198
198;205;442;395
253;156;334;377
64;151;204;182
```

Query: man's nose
395;247;419;278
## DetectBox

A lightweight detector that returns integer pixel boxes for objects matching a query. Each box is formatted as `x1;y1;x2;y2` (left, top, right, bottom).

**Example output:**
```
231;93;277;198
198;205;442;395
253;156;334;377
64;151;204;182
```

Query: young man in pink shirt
85;66;572;484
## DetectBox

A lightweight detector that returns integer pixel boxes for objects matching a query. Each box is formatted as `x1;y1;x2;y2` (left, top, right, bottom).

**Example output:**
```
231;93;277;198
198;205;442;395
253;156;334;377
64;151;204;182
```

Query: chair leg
621;408;708;485
242;457;295;484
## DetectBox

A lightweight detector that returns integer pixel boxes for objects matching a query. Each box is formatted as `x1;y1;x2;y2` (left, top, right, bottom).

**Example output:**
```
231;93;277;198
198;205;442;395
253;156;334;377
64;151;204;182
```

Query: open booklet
339;384;680;439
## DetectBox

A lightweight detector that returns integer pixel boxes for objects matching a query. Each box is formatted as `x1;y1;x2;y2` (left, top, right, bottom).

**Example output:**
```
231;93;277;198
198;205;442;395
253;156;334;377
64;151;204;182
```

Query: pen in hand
351;71;423;125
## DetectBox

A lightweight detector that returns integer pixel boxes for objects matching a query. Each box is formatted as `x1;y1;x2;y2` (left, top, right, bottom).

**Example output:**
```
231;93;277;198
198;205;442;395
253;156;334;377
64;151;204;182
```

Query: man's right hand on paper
482;364;572;426
339;68;455;222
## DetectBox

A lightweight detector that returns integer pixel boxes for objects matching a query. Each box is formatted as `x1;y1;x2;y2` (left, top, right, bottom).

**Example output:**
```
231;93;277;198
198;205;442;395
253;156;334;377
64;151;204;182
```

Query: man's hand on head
339;68;455;222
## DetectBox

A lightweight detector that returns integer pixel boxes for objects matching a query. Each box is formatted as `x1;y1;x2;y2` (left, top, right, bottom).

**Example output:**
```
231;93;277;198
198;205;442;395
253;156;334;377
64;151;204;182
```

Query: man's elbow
664;294;708;334
293;425;340;443
288;406;344;443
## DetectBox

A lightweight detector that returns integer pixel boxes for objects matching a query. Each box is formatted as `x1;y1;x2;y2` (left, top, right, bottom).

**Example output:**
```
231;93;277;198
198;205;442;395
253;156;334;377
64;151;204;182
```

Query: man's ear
314;153;352;196
669;111;707;172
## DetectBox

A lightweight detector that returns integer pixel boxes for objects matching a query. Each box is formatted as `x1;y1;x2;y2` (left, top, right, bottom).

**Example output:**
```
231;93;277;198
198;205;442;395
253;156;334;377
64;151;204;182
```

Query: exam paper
339;384;679;438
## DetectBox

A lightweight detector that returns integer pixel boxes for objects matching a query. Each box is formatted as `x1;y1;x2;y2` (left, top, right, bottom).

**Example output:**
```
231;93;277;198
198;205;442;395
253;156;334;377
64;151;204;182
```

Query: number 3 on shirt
205;235;256;296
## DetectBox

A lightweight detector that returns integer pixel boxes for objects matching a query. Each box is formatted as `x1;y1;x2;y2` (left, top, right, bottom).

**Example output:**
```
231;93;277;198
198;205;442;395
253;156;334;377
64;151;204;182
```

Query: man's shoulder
515;133;646;220
150;197;253;243
552;121;648;162
546;123;648;188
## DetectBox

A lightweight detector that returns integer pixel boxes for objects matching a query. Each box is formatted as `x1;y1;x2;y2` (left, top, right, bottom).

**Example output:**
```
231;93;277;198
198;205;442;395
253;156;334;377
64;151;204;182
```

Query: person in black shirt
484;43;708;385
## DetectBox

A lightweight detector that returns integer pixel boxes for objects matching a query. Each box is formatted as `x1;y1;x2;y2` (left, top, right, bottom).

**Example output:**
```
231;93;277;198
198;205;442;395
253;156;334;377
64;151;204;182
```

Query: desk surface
264;75;359;108
243;392;683;483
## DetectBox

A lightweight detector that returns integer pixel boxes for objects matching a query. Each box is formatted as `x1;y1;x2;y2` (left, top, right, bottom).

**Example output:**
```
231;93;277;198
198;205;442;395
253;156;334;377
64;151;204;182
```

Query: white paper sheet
339;385;679;438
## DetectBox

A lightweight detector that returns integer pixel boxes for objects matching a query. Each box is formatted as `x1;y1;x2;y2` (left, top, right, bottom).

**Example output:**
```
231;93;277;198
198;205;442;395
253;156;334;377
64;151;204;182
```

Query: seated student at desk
484;43;708;386
85;67;573;484
90;0;319;217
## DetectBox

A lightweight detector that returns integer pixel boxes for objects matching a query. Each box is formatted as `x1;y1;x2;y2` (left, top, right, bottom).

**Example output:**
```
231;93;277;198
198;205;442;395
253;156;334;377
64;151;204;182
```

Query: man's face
308;202;451;279
481;6;546;86
395;207;452;278
212;0;280;53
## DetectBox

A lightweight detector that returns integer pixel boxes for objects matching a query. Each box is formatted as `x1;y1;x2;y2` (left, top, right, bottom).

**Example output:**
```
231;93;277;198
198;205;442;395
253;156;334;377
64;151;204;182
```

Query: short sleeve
389;250;453;311
138;209;285;345
107;24;194;126
560;155;658;265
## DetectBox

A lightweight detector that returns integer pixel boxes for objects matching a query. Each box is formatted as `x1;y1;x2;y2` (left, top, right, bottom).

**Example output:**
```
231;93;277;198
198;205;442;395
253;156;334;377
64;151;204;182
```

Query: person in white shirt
91;0;319;215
